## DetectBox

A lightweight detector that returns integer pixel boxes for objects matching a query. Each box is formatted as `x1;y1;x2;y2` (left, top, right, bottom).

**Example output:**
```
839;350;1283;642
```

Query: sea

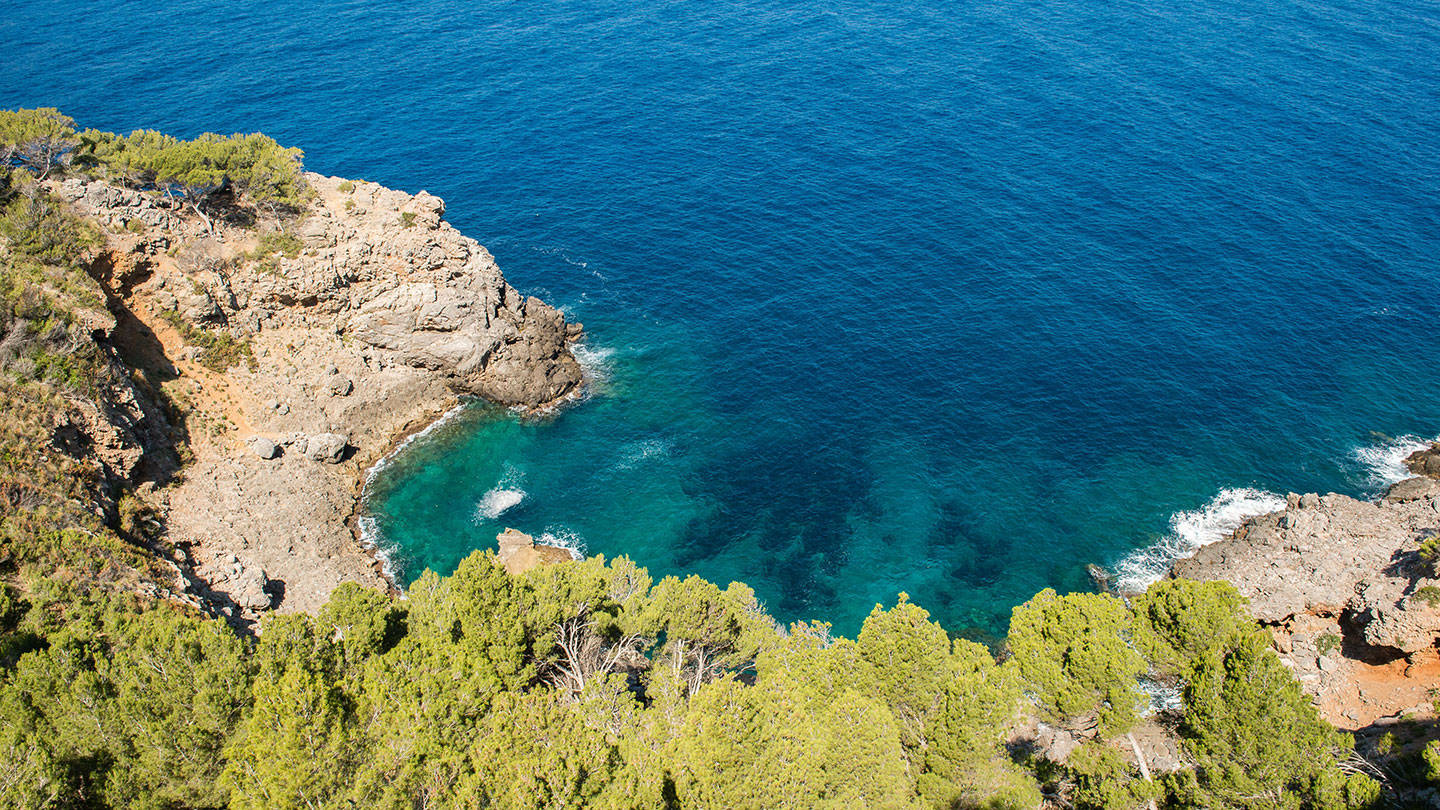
4;0;1438;637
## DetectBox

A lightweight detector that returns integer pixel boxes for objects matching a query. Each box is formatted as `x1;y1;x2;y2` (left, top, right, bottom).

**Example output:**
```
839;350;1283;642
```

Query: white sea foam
1139;678;1183;717
572;342;616;389
537;527;587;560
615;438;672;471
474;464;528;521
356;514;403;588
1112;487;1285;594
508;341;616;417
358;402;472;589
1352;433;1437;493
363;401;470;488
475;487;526;520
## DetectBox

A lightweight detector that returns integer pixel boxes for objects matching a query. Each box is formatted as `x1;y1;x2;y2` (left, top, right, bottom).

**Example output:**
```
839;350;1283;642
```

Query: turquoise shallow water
6;0;1439;635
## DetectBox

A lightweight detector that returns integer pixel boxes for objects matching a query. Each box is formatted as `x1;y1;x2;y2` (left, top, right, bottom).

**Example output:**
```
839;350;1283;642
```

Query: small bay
7;0;1439;635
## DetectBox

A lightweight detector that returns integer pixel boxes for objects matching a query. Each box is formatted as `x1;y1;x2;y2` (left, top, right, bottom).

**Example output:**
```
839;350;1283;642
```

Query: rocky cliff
1169;460;1440;730
49;172;585;623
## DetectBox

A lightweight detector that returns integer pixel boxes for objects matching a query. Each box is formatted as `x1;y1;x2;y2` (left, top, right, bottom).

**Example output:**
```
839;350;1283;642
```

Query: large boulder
495;528;575;575
304;432;349;464
246;435;280;459
1405;443;1440;478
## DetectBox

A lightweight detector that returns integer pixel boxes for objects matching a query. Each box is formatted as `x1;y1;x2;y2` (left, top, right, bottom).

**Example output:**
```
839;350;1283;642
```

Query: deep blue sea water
5;0;1439;636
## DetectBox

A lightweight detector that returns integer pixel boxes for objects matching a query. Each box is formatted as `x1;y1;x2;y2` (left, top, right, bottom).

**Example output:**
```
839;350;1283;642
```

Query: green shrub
0;108;78;179
1180;631;1374;808
1412;585;1440;608
337;180;354;193
1133;579;1250;678
1008;589;1145;735
1419;535;1440;573
399;211;416;228
1063;742;1162;810
247;230;303;275
1316;633;1341;657
0;189;98;267
81;127;310;225
157;309;255;373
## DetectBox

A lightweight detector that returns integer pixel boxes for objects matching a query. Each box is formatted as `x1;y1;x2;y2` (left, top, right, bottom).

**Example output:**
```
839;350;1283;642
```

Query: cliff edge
1170;455;1440;730
49;172;584;622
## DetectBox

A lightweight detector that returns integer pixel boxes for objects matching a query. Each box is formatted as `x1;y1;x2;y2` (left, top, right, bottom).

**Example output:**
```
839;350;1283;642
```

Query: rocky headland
1167;446;1440;731
50;172;584;622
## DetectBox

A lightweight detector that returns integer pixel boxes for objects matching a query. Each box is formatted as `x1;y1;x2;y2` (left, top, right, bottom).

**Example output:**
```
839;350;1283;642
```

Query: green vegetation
1411;585;1440;608
399;210;417;228
1008;588;1145;735
156;308;255;373
0;106;1404;809
1316;633;1342;657
3;106;311;235
246;229;304;275
0;178;105;393
81;129;308;228
336;180;355;193
0;108;79;182
0;552;1386;809
1418;534;1440;573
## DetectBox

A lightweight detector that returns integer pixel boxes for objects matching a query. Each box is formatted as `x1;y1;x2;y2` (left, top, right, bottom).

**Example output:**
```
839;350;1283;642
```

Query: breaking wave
572;342;616;388
537;527;586;560
474;465;527;521
1352;433;1437;494
1112;487;1285;594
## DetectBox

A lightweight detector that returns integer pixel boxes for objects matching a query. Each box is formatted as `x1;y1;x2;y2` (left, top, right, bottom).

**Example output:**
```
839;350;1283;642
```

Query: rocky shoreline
43;162;1440;724
57;172;585;625
1164;445;1440;729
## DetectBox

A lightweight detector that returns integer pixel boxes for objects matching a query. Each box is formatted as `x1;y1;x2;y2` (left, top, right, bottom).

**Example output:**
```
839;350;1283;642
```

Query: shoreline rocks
495;527;576;576
1168;473;1440;728
53;173;586;625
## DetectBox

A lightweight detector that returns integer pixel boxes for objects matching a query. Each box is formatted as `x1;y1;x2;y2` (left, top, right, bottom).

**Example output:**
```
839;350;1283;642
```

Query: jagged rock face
1173;481;1440;657
1405;443;1440;478
282;176;581;407
58;173;583;409
39;171;588;623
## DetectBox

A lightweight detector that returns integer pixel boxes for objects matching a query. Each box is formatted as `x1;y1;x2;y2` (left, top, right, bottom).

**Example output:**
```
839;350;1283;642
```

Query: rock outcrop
495;527;576;576
45;173;587;624
1171;475;1440;728
1405;442;1440;478
58;174;583;409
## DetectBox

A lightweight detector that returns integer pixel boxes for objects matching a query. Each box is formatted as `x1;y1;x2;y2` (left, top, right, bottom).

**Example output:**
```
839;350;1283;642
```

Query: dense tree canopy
81;129;308;228
0;551;1389;810
0;108;79;181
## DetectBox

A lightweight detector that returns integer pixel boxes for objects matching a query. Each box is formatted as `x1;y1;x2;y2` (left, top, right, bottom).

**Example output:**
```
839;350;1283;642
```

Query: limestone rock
1405;443;1440;479
230;564;275;611
1384;476;1440;503
1172;481;1440;659
44;172;587;621
495;527;575;576
305;433;349;464
246;436;280;459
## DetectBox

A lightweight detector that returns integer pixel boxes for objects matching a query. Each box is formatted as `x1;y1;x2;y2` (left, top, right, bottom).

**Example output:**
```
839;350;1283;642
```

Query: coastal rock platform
1171;473;1440;729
